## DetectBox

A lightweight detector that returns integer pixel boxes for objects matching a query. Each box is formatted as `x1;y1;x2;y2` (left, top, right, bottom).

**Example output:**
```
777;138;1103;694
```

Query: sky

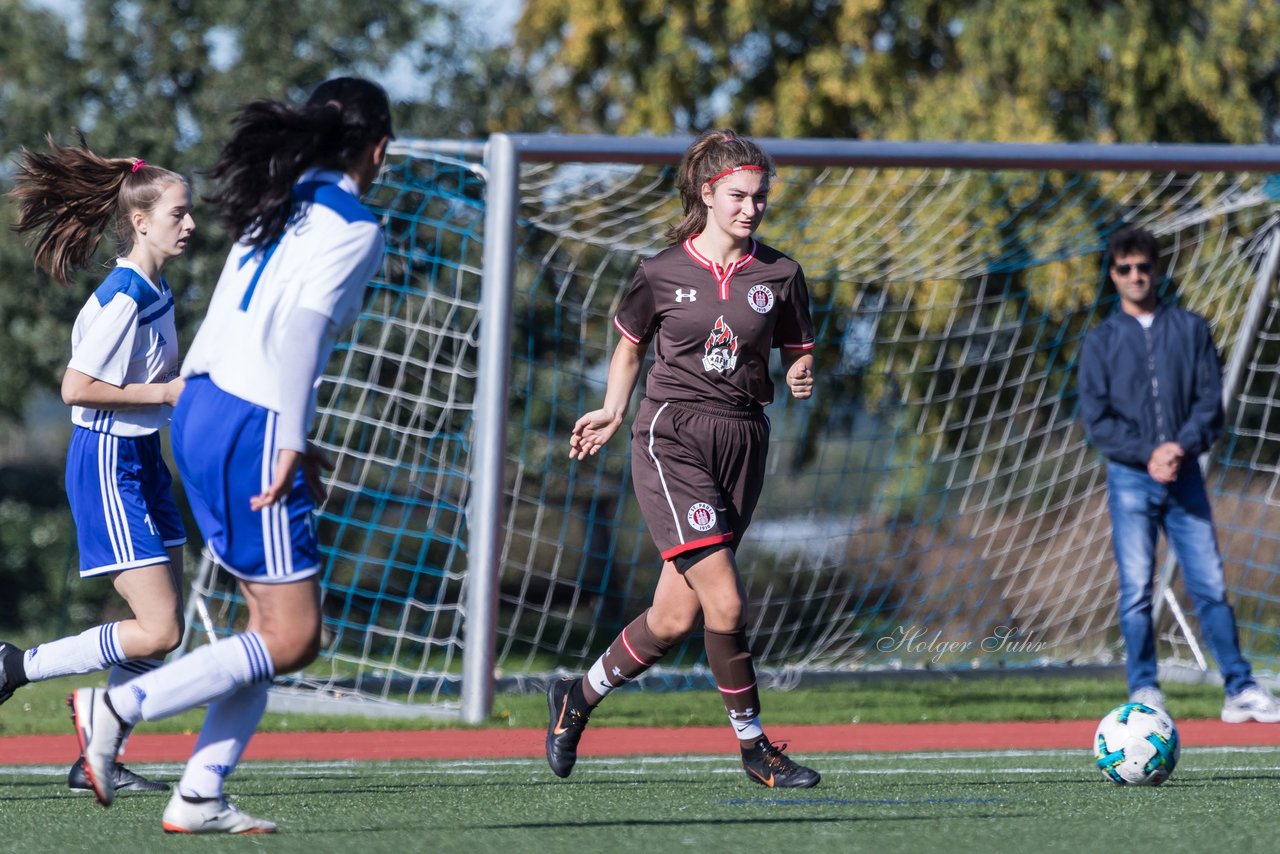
478;0;523;42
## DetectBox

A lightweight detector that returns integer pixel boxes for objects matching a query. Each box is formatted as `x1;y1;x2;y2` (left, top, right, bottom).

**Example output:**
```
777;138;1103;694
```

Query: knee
136;615;184;658
646;609;696;644
1186;576;1228;607
702;601;744;634
1116;591;1153;622
1113;560;1154;609
258;624;321;674
697;585;745;633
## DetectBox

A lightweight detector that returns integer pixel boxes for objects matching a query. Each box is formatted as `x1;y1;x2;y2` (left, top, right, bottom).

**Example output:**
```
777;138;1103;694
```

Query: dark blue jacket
1078;304;1224;469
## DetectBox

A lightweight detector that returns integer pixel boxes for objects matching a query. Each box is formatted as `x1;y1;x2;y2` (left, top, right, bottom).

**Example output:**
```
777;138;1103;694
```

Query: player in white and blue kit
69;77;394;835
2;139;195;794
65;261;187;577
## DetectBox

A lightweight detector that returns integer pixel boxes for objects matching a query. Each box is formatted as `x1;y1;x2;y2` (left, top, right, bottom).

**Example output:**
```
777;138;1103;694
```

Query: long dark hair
10;133;186;285
666;128;775;245
207;76;393;249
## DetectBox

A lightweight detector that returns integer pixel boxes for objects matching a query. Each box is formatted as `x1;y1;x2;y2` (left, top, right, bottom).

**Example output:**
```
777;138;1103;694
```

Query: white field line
3;745;1275;779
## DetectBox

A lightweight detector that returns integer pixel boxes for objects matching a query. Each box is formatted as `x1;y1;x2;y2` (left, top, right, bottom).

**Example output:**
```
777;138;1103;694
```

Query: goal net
182;137;1280;717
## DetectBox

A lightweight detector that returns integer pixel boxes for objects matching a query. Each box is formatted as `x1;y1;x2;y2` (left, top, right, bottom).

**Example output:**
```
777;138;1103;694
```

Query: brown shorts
629;397;769;561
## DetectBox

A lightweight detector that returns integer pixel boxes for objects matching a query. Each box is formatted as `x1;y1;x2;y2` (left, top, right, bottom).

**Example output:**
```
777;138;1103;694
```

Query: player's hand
251;448;303;510
300;444;333;504
786;359;814;400
161;376;185;406
570;409;623;460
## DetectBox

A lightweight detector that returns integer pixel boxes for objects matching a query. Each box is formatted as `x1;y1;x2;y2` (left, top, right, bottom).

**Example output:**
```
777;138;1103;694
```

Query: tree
511;0;1280;143
0;0;500;419
0;0;503;632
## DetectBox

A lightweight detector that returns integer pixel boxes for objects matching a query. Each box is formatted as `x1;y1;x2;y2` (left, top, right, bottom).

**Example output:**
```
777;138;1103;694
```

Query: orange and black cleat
545;677;591;778
741;738;821;788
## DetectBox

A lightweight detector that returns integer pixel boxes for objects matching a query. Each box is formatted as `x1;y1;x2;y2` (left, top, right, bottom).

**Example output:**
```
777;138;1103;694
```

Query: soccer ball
1094;702;1180;786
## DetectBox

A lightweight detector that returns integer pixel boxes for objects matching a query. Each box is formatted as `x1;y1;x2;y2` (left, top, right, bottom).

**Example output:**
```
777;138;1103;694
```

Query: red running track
4;719;1280;764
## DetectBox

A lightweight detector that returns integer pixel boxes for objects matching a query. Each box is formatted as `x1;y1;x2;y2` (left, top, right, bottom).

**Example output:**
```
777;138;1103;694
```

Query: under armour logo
675;288;697;302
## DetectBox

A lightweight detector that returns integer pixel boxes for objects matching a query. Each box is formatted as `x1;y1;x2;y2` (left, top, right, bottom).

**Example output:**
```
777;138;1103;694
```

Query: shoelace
760;742;799;771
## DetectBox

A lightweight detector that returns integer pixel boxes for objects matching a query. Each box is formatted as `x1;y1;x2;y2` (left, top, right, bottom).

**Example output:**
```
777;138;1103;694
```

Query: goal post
180;135;1280;723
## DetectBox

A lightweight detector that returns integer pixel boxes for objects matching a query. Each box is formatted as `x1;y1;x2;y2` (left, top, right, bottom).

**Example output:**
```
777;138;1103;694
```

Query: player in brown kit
547;128;820;788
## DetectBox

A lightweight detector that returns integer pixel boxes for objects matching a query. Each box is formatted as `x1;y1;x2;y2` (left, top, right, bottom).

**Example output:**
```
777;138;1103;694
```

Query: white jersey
68;259;180;437
182;169;384;416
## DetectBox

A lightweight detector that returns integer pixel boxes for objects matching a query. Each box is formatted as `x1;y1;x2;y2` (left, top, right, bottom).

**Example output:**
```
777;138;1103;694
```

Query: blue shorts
171;375;319;582
65;427;186;578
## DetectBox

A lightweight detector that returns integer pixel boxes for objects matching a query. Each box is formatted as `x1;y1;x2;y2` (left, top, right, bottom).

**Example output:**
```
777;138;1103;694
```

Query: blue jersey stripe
238;240;283;311
137;293;175;326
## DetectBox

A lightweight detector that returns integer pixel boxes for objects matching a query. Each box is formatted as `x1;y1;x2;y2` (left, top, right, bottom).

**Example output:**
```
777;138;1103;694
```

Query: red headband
131;159;146;173
707;164;765;185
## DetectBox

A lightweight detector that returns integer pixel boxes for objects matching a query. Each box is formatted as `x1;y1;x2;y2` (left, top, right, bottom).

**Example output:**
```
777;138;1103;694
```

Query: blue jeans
1106;461;1253;697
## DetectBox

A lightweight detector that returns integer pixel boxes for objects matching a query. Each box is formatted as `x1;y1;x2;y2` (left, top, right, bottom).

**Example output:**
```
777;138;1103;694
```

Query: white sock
731;714;764;744
23;623;125;681
106;632;274;725
585;657;617;702
109;658;165;686
108;659;162;757
177;681;269;799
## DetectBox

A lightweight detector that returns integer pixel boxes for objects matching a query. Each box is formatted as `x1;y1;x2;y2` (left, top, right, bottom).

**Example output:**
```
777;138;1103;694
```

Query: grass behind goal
0;672;1235;736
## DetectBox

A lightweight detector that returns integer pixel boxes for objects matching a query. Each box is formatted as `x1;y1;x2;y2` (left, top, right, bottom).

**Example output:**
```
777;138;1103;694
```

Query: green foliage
512;0;1280;142
0;0;500;418
0;462;113;635
0;0;507;630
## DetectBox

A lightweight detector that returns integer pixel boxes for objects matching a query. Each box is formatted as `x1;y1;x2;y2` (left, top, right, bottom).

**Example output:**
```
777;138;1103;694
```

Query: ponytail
10;134;186;285
208;77;394;249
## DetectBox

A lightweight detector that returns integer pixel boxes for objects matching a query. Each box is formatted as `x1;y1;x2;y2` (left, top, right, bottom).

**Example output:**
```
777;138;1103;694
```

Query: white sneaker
162;793;278;834
1128;686;1166;712
1222;685;1280;723
67;688;126;808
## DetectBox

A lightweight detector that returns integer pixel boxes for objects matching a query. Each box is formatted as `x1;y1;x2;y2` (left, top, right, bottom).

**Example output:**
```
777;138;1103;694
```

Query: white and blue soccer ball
1094;702;1180;786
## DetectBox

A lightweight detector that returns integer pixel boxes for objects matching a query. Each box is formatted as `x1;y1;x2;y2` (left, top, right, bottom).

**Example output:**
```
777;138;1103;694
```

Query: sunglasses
1112;262;1153;276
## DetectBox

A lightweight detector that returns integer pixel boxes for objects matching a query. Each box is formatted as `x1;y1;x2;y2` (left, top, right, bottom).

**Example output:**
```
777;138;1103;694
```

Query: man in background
1078;224;1280;723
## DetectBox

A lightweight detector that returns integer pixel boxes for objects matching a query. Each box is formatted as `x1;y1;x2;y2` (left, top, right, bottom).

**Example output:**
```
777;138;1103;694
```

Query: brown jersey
613;238;815;408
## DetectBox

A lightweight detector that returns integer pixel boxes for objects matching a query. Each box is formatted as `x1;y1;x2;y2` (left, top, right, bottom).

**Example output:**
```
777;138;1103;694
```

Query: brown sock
704;626;764;745
581;609;674;706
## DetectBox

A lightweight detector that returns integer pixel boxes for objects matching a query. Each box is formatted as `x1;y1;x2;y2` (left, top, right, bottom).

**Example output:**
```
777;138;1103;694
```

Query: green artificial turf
1;747;1274;853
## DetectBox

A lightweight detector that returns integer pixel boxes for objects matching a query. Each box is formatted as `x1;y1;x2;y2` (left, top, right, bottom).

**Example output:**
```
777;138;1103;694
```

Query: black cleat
545;677;591;778
741;739;821;789
68;756;169;793
0;642;29;705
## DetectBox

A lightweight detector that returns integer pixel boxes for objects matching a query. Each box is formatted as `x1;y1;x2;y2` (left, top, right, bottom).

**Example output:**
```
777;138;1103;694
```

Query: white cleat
162;793;278;834
1128;685;1166;712
1222;685;1280;723
67;688;126;808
